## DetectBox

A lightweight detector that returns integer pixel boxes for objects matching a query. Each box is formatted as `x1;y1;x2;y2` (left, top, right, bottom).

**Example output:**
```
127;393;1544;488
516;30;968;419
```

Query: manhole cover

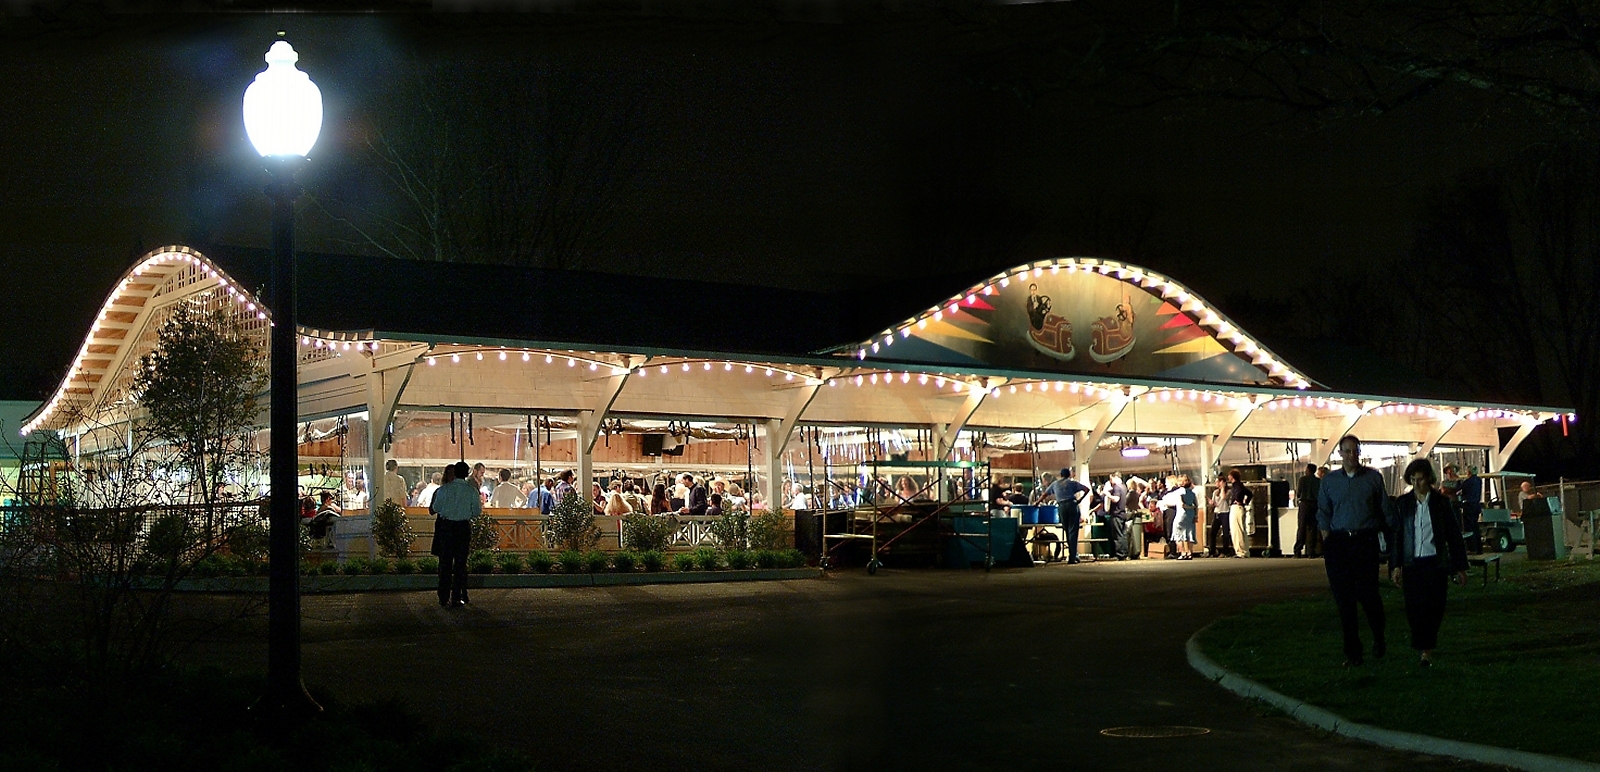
1099;726;1211;738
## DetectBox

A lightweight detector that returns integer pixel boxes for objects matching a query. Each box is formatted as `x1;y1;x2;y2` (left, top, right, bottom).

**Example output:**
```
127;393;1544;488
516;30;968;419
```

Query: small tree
545;491;601;552
620;512;676;552
469;510;500;553
372;500;414;558
709;509;750;551
131;304;265;505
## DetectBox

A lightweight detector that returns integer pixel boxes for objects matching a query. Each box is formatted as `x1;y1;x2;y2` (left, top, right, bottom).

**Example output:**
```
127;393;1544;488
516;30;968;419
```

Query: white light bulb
242;40;323;158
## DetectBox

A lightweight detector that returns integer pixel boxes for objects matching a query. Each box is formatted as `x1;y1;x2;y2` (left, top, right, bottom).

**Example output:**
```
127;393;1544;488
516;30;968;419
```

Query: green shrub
611;551;637;572
394;558;417;575
496;552;525;574
753;549;779;569
250;558;270;576
583;550;609;573
223;520;271;562
748;509;789;550
640;550;665;572
467;549;497;574
692;546;721;571
709;509;750;550
725;549;752;570
558;550;586;575
417;556;439;573
340;557;371;576
621;512;677;552
547;491;602;552
367;557;393;575
527;550;554;573
778;549;806;569
469;511;500;553
316;560;340;576
372;500;414;558
672;552;696;572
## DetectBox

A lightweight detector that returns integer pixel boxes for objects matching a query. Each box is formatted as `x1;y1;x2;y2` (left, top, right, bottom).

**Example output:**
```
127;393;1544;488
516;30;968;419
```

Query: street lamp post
243;37;323;715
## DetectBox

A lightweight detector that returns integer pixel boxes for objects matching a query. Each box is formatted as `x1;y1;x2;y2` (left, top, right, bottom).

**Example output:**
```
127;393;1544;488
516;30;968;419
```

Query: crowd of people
376;461;767;519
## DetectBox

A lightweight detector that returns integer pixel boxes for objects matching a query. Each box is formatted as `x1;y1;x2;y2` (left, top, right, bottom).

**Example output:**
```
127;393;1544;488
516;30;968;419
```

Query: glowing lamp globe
242;41;323;158
1120;445;1150;459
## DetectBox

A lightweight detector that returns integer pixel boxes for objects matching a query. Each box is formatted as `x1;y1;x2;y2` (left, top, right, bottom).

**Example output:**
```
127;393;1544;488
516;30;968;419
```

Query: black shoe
449;600;466;608
438;597;450;607
1373;641;1387;659
1066;559;1081;564
1342;658;1364;668
1419;655;1432;668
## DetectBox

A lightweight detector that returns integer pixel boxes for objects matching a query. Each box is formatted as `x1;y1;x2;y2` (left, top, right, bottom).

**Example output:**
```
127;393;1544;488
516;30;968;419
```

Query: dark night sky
0;7;1542;401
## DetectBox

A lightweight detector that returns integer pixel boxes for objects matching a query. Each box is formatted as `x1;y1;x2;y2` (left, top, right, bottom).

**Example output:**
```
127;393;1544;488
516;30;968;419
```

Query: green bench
1467;553;1501;587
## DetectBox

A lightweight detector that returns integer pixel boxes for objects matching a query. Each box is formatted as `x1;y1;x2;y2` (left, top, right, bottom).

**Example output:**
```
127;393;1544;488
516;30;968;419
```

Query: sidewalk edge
1186;625;1600;772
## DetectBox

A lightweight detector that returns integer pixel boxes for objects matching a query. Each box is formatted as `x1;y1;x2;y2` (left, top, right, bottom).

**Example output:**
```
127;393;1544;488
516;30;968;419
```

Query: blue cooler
1036;505;1059;525
1017;505;1040;525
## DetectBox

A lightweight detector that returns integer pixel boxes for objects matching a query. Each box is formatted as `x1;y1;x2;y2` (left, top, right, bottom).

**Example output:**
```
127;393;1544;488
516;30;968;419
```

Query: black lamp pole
263;156;319;715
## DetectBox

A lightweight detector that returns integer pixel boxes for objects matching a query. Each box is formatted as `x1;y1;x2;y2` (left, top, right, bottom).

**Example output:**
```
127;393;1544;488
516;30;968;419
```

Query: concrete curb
1186;624;1600;772
145;567;823;593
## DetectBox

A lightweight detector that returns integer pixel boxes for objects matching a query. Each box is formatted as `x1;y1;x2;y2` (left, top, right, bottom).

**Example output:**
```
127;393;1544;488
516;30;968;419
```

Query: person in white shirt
488;468;524;508
1389;459;1469;667
415;471;443;508
382;460;410;508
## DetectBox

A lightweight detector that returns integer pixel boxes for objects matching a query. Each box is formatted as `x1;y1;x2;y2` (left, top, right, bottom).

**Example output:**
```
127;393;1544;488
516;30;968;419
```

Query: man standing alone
1046;469;1092;564
1102;473;1129;560
1294;464;1323;558
1318;435;1391;666
432;461;481;608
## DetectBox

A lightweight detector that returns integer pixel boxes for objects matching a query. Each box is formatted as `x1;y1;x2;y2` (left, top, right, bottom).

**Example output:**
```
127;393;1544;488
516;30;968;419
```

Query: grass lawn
1197;554;1600;763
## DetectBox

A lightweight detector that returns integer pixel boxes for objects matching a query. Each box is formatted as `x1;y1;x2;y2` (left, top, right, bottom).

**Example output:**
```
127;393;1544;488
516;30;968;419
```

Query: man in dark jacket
1389;459;1469;667
1294;464;1324;558
678;473;709;517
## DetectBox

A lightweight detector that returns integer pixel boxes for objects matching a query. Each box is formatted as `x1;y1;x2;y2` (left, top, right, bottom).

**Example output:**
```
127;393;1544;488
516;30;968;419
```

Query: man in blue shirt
432;461;483;608
1317;435;1392;666
1046;469;1092;564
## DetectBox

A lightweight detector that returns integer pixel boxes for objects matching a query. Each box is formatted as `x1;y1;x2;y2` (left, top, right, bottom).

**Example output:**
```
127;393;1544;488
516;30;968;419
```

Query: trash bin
1522;497;1562;561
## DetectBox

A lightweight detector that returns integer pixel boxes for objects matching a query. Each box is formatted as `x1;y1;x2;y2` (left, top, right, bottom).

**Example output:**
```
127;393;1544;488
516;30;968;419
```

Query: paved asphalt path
196;558;1500;772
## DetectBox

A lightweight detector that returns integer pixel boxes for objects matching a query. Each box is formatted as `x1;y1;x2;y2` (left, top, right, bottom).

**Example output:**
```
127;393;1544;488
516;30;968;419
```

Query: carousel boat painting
1090;293;1136;364
1024;284;1075;361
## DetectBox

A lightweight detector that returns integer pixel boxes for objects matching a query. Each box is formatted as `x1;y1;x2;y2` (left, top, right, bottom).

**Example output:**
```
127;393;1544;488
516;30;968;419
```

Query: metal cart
820;459;992;574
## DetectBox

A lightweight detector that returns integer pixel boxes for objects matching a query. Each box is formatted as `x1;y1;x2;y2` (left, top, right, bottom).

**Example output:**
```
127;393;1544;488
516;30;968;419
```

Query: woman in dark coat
1389;458;1470;667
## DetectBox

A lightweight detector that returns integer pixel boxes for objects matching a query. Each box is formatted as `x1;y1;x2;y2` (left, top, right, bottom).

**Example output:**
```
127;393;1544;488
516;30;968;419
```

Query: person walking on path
1294;464;1324;558
431;461;481;608
1226;469;1254;558
1390;458;1470;667
1318;435;1392;667
1046;469;1092;564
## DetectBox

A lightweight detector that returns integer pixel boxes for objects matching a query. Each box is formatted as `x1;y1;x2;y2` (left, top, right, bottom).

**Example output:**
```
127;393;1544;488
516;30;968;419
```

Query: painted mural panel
864;269;1275;385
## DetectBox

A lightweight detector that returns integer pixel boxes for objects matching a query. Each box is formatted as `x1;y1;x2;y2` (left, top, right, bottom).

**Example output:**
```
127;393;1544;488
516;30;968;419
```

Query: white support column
1203;402;1257;474
1311;402;1376;466
1489;421;1538;473
575;367;632;503
762;382;822;502
1072;430;1091;485
933;384;990;460
1413;416;1461;461
1075;391;1136;472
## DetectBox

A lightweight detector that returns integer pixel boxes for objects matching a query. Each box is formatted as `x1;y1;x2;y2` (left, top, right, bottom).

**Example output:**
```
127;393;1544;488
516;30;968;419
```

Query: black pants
1208;515;1230;556
1294;507;1322;557
435;517;471;604
1460;504;1483;553
1062;516;1081;562
1400;556;1449;651
1105;514;1129;558
1323;530;1385;660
